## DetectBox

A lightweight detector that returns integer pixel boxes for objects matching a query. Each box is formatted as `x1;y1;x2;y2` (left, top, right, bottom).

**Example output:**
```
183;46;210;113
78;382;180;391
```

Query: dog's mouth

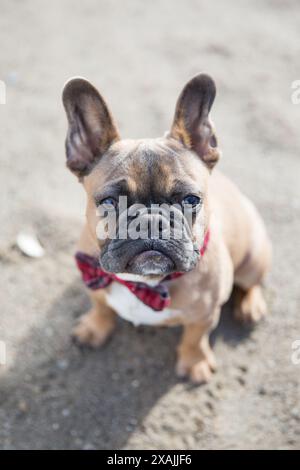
127;249;174;276
100;236;199;277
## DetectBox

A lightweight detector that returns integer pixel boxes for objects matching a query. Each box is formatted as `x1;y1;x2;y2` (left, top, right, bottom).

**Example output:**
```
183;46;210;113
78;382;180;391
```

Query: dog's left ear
170;73;220;169
62;77;119;177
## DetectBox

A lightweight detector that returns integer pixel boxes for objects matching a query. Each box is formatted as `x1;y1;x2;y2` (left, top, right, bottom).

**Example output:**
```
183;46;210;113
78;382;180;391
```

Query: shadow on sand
1;281;252;449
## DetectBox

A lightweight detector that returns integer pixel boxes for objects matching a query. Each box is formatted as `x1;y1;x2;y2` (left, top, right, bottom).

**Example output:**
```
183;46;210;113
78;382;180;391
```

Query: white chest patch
105;282;180;326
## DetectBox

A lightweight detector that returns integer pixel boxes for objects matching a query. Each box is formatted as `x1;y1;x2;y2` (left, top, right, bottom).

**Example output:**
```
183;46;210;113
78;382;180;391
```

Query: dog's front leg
73;290;116;348
176;314;218;384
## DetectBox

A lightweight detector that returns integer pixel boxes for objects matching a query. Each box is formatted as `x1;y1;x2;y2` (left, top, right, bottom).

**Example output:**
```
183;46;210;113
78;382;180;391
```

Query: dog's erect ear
170;74;220;169
62;78;119;177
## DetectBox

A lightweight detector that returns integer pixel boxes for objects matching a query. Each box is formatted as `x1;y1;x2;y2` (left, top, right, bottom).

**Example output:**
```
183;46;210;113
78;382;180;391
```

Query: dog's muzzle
99;206;200;276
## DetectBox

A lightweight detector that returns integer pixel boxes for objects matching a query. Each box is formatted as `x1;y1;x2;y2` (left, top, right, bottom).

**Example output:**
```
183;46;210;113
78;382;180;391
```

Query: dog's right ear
62;78;119;178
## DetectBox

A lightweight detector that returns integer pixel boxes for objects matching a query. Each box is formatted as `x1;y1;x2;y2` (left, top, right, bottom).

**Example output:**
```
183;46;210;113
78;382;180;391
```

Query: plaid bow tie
75;230;210;312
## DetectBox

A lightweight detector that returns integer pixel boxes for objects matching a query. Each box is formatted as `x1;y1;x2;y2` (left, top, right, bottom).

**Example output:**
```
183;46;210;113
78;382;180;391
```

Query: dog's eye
99;197;117;209
182;195;201;208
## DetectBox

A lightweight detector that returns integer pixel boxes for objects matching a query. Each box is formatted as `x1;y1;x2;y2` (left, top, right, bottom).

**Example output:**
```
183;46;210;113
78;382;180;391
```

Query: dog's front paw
176;349;217;385
72;309;116;348
176;358;214;384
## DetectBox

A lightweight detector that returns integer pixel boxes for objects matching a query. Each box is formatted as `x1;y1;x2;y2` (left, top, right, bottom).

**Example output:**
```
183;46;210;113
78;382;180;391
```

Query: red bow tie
75;231;210;312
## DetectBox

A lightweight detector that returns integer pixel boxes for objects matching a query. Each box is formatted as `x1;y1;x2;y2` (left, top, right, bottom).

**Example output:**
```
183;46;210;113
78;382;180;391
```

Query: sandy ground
0;0;300;450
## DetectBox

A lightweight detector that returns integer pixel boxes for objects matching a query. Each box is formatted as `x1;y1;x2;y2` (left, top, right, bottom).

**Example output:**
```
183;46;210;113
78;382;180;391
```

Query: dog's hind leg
233;214;272;325
233;285;268;325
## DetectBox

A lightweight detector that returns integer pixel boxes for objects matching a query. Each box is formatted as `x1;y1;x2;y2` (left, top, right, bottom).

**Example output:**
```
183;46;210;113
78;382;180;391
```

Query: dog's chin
126;250;175;276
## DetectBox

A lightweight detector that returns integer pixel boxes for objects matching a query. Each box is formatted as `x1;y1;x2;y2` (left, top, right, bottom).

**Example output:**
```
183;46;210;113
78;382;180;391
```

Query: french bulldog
62;73;271;384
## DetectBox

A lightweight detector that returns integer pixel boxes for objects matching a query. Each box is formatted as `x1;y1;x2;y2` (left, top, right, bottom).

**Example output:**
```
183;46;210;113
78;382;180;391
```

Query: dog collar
75;230;210;312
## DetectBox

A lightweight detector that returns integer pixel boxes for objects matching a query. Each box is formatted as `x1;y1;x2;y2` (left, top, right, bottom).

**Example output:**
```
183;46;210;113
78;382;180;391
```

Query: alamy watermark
0;80;6;104
291;340;300;365
0;341;6;366
95;196;198;242
291;80;300;104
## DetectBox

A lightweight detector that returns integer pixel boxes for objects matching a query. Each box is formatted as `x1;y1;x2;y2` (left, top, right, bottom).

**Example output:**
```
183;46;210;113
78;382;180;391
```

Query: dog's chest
105;282;180;326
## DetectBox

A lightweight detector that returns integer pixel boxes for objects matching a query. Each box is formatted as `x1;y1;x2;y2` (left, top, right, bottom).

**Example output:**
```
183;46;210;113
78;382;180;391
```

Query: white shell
16;232;45;258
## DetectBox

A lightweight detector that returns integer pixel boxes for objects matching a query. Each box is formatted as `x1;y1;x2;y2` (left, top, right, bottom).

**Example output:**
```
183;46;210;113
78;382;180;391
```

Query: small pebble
17;400;28;413
291;408;299;419
205;401;214;412
56;359;69;370
62;408;70;417
131;379;140;388
237;376;246;386
83;443;95;450
258;386;267;395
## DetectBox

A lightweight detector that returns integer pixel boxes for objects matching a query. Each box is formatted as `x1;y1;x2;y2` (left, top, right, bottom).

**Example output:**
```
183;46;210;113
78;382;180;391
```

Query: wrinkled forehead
84;138;209;200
